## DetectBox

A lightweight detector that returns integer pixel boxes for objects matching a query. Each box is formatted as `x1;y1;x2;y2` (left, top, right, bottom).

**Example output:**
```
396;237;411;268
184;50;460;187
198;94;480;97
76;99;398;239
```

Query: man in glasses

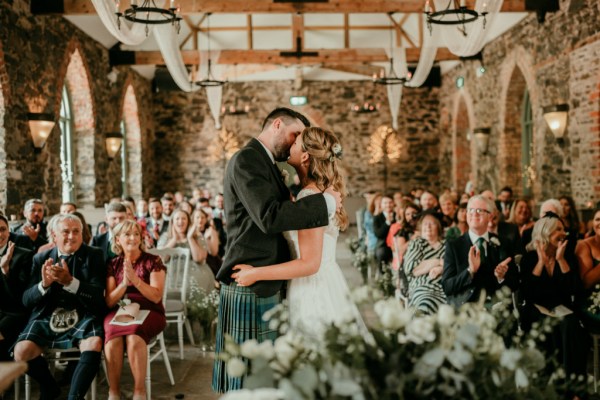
442;195;518;307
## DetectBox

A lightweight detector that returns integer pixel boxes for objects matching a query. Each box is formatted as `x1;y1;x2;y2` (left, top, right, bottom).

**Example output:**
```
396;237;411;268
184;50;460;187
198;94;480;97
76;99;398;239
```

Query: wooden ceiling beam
128;48;458;66
62;0;526;14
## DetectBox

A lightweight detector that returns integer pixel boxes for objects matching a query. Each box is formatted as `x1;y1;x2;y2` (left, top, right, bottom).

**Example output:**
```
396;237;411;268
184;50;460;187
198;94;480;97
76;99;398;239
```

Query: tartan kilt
16;312;104;350
212;283;280;393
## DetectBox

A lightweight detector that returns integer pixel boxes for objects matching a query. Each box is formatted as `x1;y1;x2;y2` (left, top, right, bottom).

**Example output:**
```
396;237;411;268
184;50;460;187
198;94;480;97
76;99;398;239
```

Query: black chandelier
115;0;182;36
195;13;226;88
424;0;488;36
373;13;409;86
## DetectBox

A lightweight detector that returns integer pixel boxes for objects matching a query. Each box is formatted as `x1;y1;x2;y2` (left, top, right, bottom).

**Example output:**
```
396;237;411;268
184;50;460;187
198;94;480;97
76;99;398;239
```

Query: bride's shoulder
296;186;320;200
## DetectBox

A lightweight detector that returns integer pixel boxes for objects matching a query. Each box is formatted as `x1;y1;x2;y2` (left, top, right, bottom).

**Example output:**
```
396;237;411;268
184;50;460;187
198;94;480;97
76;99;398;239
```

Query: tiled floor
7;229;362;400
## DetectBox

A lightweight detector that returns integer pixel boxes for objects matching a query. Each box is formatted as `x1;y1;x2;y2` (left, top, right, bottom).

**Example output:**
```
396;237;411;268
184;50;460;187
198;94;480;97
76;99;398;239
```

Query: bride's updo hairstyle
301;127;349;230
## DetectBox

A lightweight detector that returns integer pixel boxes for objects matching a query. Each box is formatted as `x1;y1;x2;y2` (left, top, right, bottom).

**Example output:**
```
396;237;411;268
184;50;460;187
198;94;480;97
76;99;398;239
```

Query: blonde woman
103;220;166;400
158;208;215;293
232;127;369;339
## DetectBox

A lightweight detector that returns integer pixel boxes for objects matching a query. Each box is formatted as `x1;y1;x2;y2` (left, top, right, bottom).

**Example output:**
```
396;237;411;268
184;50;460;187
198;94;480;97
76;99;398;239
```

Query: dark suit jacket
11;221;48;252
0;245;33;327
373;212;395;250
442;232;518;307
215;138;329;297
91;232;116;263
22;244;106;321
497;221;523;256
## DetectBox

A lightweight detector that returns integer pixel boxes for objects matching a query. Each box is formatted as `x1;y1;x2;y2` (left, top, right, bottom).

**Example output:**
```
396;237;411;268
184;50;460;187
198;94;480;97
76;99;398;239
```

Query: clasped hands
0;242;15;275
468;245;511;281
231;264;256;287
41;258;73;288
121;259;141;287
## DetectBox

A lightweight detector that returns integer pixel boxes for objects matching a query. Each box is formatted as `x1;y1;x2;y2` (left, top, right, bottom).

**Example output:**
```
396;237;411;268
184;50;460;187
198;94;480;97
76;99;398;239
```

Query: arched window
59;85;75;203
120;119;128;197
521;89;534;197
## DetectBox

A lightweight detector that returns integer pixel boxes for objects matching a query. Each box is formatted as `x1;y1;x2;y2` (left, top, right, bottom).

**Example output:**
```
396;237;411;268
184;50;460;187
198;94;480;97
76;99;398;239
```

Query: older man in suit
212;107;340;392
442;195;518;307
0;214;33;360
14;213;106;400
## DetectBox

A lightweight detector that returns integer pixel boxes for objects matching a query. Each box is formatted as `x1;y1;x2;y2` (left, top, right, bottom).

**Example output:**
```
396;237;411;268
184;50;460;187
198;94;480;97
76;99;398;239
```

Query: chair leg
184;317;195;346
594;335;599;393
13;376;19;400
158;334;175;385
146;350;151;400
25;374;31;400
177;317;184;360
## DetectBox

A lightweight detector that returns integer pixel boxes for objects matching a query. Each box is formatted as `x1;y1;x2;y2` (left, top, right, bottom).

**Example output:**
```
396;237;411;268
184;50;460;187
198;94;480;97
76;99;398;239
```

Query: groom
212;107;340;392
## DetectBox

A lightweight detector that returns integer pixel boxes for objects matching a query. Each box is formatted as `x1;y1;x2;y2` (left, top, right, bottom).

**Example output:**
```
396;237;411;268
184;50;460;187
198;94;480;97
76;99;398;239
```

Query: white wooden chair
145;331;175;399
148;247;195;359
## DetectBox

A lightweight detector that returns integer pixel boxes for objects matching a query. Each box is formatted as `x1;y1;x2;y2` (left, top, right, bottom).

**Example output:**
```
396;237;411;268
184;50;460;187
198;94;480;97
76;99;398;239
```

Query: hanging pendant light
424;0;488;36
115;0;182;36
373;13;409;86
195;13;226;88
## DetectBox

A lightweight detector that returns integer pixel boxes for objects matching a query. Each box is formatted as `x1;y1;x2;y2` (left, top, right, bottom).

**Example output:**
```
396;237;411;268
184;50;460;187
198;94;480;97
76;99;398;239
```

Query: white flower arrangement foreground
219;288;581;400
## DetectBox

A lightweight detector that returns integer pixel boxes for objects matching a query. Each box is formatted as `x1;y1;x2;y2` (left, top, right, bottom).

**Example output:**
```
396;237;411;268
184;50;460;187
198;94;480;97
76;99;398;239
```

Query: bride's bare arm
231;226;325;286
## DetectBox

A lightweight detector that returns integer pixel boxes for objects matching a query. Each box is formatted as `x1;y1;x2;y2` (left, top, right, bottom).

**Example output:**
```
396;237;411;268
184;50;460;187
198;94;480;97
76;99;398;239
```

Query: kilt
16;313;104;350
212;283;281;393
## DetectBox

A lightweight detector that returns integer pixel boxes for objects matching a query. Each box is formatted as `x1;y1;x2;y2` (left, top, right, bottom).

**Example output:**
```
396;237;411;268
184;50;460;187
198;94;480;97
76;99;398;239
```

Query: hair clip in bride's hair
330;143;343;161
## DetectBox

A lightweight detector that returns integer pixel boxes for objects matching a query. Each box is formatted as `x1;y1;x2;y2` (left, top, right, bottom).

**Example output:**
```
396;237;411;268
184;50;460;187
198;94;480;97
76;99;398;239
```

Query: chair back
147;247;191;304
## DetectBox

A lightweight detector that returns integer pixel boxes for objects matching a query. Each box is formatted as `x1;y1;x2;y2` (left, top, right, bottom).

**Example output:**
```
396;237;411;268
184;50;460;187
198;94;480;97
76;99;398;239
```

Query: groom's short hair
261;107;311;131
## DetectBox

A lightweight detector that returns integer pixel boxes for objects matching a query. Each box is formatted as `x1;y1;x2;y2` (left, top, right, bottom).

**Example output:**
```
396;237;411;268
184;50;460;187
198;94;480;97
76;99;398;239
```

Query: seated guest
560;195;584;239
488;206;522;256
158;209;215;292
192;209;221;276
161;195;175;223
391;202;420;267
520;213;588;378
136;199;149;222
373;195;396;270
0;215;33;360
14;213;105;400
419;190;439;212
442;195;518;307
121;200;137;221
73;211;92;245
91;202;128;262
495;186;513;221
104;220;167;400
576;208;600;291
439;193;457;229
403;212;446;314
178;200;194;215
445;202;468;241
11;198;48;252
59;202;77;215
146;198;169;245
363;192;382;257
507;198;534;237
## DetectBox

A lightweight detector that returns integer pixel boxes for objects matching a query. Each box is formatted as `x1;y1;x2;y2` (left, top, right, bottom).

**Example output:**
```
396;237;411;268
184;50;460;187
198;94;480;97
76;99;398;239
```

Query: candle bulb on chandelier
131;0;137;7
379;69;385;78
170;0;175;9
244;105;250;113
424;0;431;13
460;0;466;7
115;0;120;12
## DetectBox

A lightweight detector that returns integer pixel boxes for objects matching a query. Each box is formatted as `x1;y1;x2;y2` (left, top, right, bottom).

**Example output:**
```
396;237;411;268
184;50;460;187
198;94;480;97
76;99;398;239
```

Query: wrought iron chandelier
373;14;409;86
424;0;488;36
115;0;182;36
195;13;226;88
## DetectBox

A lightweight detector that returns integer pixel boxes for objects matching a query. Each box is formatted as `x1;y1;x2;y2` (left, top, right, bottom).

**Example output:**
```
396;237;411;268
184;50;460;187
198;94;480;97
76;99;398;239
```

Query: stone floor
7;229;362;400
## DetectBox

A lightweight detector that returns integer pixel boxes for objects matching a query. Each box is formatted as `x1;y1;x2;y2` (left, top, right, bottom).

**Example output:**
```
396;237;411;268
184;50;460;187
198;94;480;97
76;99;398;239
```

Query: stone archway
122;84;143;201
60;45;96;208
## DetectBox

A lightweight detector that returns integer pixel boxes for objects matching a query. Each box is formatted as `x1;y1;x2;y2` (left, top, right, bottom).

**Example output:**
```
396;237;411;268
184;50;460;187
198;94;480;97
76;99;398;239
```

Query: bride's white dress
286;188;370;339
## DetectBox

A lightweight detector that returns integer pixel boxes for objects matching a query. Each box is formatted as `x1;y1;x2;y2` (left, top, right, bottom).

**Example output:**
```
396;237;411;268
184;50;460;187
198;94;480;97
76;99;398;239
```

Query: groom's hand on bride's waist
232;264;256;287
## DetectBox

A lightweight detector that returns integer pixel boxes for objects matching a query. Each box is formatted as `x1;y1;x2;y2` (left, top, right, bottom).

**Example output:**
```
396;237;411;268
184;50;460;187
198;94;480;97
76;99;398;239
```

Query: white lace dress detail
286;188;370;341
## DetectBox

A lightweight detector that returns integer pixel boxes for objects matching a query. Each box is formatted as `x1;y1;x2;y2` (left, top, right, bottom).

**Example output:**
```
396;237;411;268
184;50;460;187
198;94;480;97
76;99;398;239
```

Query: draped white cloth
385;47;407;130
91;0;154;46
154;24;197;92
433;0;504;57
199;51;224;129
405;15;439;88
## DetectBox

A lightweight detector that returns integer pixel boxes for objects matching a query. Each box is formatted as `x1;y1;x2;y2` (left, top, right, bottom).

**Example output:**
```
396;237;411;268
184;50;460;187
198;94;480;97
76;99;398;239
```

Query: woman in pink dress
103;220;167;400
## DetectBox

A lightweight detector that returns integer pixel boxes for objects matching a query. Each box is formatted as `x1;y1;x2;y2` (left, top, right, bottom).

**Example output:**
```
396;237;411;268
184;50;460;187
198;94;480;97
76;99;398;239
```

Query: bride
232;127;369;339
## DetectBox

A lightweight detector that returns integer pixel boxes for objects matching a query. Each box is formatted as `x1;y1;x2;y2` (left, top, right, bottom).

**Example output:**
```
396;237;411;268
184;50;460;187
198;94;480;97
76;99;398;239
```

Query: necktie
59;254;72;265
476;237;486;263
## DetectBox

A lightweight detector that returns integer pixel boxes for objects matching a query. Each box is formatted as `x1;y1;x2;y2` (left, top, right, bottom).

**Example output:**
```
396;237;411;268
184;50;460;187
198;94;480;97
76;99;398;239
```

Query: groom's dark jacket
216;138;329;297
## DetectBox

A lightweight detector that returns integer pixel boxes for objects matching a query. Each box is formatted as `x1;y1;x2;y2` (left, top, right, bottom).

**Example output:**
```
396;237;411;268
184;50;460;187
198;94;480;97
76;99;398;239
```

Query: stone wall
0;0;155;214
152;81;441;197
438;0;600;206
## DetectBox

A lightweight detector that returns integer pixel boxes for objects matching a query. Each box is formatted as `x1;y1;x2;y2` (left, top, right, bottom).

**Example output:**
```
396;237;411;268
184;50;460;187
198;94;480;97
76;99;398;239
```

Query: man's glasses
467;208;491;215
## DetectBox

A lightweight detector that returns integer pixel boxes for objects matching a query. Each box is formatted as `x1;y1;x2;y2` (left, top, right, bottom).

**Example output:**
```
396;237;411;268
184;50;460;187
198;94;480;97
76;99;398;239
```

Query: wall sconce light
543;104;569;141
105;132;124;160
473;127;491;155
27;113;55;151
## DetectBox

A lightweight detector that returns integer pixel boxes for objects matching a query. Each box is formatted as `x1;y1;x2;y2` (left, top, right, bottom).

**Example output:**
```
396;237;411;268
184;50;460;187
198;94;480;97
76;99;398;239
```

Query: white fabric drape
154;25;197;92
405;15;439;88
91;0;154;45
385;47;407;130
200;51;224;129
433;0;504;57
